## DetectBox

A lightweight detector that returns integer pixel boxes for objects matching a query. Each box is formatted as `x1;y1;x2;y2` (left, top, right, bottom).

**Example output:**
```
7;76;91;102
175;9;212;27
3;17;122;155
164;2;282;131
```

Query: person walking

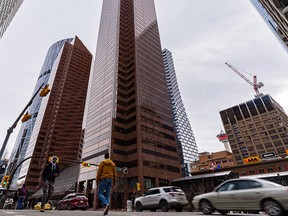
17;184;28;209
96;153;116;216
40;155;60;212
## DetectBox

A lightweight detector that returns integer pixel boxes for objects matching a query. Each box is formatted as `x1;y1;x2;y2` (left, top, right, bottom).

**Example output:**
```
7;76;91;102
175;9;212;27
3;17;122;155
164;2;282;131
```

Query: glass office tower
0;0;24;38
9;36;92;191
79;0;181;208
162;48;198;176
250;0;288;54
6;38;73;187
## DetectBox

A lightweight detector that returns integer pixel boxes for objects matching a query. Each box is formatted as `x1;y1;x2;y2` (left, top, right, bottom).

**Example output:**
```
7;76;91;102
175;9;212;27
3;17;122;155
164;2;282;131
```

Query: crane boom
225;62;263;97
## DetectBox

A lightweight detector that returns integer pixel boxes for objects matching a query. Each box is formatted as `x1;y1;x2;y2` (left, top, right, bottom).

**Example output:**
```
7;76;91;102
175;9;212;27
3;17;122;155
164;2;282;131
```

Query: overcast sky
0;0;288;158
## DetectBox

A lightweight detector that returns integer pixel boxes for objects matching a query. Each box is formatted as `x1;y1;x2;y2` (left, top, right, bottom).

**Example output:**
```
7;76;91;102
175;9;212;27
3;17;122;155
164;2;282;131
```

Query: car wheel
175;206;183;212
200;199;214;215
57;204;61;210
263;199;283;216
218;210;229;215
160;200;169;212
135;202;143;212
67;203;73;211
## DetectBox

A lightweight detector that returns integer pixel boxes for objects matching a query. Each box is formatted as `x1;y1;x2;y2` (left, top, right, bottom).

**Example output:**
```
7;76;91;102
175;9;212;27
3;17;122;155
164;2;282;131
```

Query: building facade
190;151;236;173
6;38;73;187
79;0;181;208
13;36;92;191
220;94;288;165
162;48;198;176
0;0;23;38
250;0;288;53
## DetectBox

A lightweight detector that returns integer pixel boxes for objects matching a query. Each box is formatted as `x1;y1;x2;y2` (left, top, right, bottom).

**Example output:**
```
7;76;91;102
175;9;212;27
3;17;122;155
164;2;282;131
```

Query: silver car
192;178;288;216
135;186;188;212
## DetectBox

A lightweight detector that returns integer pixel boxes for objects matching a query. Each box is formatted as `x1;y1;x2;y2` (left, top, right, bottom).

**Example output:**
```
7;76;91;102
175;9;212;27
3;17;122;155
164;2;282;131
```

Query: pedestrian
40;155;60;212
96;153;116;216
17;184;28;209
13;188;19;209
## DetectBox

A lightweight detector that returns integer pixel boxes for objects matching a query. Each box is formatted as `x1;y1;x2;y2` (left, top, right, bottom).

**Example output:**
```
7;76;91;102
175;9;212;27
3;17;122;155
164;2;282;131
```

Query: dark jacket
42;163;60;183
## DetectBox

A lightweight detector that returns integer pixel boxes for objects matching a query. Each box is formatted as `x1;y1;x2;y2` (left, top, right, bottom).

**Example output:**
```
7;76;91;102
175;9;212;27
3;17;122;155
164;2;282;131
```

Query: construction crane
225;62;264;97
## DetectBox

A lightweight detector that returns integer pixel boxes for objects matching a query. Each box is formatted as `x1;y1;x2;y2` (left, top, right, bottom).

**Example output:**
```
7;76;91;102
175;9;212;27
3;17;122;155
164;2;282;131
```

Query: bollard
127;200;132;212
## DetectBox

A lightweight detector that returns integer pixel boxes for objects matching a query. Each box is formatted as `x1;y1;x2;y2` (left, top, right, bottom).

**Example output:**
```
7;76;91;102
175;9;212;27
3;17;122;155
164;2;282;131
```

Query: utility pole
0;83;45;159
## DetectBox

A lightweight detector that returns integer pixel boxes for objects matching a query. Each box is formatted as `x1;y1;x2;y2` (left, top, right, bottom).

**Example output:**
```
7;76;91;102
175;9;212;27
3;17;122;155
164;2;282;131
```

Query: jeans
17;196;25;209
98;178;112;206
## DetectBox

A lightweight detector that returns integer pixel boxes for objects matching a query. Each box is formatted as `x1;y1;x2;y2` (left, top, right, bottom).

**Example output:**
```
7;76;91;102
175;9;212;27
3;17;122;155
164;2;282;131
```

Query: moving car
135;186;188;212
192;178;288;216
57;193;89;211
33;202;51;210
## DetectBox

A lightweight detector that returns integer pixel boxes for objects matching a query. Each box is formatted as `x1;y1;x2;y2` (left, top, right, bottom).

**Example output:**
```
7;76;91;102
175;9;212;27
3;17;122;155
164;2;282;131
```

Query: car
33;202;51;210
57;193;89;211
192;178;288;216
135;186;188;212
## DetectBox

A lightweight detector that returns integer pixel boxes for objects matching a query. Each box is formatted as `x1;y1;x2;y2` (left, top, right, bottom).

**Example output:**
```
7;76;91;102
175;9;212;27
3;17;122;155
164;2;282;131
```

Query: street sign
261;151;276;159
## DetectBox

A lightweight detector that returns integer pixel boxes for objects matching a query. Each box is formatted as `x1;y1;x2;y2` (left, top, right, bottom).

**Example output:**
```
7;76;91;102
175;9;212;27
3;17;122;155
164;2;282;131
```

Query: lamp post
0;83;45;159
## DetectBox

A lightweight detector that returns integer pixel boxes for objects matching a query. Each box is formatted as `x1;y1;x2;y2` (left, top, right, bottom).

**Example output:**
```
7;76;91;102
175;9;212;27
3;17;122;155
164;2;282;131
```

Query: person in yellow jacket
96;153;116;215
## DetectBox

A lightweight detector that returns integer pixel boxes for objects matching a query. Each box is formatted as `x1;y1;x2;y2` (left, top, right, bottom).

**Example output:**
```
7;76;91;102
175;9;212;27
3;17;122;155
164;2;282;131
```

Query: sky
0;0;288;158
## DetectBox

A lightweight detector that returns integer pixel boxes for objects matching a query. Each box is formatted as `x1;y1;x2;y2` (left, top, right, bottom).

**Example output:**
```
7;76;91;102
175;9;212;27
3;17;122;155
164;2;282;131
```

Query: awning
171;171;232;182
30;163;80;198
240;171;288;179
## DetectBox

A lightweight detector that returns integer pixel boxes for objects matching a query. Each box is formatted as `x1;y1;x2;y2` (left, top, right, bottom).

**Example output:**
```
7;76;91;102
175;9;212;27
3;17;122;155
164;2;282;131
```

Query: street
0;210;267;216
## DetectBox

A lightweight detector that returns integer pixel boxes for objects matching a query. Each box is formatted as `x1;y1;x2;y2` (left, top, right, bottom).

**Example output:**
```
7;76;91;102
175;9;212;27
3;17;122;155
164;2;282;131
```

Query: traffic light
136;182;141;191
116;167;122;172
40;84;51;97
243;156;260;164
123;167;128;174
21;112;32;123
1;175;10;187
82;162;91;167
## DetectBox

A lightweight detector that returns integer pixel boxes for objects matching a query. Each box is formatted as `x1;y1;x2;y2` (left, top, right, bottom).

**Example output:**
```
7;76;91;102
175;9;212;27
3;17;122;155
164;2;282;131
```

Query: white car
192;178;288;216
135;186;188;212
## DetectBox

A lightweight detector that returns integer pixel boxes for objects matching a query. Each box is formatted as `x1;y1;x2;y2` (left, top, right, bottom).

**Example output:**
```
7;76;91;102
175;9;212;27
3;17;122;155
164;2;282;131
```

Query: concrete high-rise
250;0;288;54
220;94;288;165
9;36;92;191
162;48;198;176
0;0;23;38
79;0;181;207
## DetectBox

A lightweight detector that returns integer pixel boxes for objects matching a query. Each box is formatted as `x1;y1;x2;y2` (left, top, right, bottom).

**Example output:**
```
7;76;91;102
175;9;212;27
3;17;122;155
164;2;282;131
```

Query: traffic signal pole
0;83;44;159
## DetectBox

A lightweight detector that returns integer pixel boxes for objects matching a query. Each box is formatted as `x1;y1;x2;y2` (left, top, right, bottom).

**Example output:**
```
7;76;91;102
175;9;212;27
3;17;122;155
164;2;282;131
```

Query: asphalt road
0;209;267;216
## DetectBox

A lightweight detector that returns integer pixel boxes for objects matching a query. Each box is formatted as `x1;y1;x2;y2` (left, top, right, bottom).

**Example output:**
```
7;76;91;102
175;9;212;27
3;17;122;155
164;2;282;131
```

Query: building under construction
220;94;288;165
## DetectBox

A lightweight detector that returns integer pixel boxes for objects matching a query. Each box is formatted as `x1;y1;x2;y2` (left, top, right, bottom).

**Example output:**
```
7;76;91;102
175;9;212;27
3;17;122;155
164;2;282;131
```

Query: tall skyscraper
220;94;288;165
6;38;73;187
250;0;288;54
8;36;92;190
162;48;198;176
0;0;23;38
79;0;181;207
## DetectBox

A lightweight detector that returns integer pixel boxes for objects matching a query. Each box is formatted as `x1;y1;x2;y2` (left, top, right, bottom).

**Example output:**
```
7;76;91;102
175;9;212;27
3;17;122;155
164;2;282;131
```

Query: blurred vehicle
192;178;288;216
33;202;51;210
135;186;188;212
57;193;88;211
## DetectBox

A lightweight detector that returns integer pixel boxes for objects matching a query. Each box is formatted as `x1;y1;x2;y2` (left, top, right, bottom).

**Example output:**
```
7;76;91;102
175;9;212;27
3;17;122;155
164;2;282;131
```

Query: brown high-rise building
79;0;181;207
15;36;92;191
220;94;288;165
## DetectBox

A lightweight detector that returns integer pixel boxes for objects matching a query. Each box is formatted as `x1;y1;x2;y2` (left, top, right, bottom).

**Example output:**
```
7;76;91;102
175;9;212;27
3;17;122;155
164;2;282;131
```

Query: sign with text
261;151;276;159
